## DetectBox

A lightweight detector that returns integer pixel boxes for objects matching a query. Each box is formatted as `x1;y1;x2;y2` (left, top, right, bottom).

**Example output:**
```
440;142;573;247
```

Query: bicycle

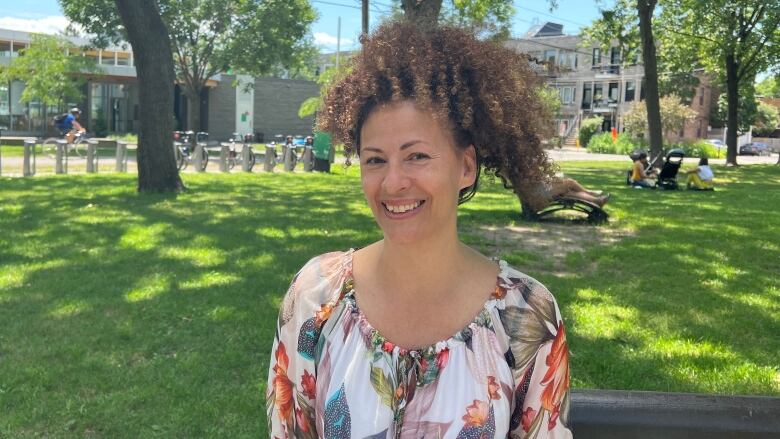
41;131;88;159
173;130;209;171
226;133;256;171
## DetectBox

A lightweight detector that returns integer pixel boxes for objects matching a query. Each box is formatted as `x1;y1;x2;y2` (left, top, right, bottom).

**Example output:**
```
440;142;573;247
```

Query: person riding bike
56;108;86;144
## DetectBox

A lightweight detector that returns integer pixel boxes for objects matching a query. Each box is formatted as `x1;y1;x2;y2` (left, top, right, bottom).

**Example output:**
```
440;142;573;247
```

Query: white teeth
385;201;422;213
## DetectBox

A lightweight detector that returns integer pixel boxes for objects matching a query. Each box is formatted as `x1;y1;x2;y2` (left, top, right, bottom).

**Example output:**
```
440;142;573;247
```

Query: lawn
0;163;778;437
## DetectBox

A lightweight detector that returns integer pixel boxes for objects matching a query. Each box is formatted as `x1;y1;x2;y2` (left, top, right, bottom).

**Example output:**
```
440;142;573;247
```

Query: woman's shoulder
495;261;562;321
277;250;353;327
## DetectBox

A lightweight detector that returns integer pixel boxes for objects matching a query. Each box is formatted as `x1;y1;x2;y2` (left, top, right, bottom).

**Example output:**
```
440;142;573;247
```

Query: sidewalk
546;146;779;165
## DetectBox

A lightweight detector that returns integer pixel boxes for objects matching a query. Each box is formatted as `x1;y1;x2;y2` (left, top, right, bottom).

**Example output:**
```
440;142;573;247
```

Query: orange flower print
491;285;507;300
540;321;570;425
301;370;316;400
272;342;294;420
521;407;537;432
462;399;489;427
487;376;501;400
315;303;334;327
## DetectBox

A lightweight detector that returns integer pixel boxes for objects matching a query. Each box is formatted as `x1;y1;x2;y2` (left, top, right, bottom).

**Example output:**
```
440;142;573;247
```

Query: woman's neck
370;230;471;302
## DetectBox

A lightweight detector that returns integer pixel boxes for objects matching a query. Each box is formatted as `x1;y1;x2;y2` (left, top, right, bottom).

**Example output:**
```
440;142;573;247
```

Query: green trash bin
312;131;333;172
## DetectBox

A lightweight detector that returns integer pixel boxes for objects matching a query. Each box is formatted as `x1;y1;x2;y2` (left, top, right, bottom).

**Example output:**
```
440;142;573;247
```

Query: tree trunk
401;0;443;27
115;0;182;192
184;84;206;133
725;52;740;166
637;0;663;166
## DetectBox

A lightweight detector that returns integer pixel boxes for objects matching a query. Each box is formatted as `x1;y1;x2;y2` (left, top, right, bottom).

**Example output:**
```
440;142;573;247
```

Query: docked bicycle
173;130;209;171
226;133;256;171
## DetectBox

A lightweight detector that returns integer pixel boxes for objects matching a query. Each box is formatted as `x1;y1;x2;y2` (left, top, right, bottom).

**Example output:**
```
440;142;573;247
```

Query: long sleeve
497;272;572;439
266;252;350;438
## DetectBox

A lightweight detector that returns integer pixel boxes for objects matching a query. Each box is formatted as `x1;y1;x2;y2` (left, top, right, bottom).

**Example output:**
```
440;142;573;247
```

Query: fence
0;138;319;177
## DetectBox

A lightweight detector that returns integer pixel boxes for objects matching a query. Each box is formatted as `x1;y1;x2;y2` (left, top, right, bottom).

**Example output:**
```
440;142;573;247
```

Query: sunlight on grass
179;271;241;290
118;223;169;250
159;243;227;268
124;274;171;303
49;299;91;318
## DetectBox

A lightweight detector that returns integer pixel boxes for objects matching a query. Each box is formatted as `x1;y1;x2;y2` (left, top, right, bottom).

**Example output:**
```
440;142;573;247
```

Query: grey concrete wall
253;77;318;141
207;74;237;141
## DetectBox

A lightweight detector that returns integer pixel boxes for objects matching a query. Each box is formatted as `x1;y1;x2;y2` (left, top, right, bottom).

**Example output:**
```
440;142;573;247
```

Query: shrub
669;139;718;158
587;132;641;155
579;117;603;147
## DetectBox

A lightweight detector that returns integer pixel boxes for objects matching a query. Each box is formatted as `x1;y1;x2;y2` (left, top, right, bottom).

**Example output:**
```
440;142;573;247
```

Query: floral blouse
267;250;572;438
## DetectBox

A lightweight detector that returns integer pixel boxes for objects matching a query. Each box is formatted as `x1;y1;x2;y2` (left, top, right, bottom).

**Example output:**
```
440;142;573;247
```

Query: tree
579;0;665;163
399;0;515;38
61;0;317;131
659;1;780;165
754;101;779;136
756;75;780;98
623;94;697;141
115;0;182;192
0;35;98;135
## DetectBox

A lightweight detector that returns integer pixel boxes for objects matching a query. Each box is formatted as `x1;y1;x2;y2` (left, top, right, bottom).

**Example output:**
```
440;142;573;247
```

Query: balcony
592;64;621;78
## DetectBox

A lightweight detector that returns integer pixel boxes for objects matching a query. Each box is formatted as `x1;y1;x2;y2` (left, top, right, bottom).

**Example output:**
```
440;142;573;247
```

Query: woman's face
358;101;476;245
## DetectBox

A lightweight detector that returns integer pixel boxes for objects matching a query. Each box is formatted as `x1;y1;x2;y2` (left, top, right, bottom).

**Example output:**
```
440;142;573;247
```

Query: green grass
0;163;778;436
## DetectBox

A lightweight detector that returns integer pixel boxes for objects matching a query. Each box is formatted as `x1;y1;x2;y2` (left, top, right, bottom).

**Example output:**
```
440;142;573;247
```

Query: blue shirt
59;114;75;131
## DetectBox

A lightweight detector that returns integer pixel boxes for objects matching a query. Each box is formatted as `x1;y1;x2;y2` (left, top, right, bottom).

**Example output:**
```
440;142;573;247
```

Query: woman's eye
364;156;385;164
409;153;430;161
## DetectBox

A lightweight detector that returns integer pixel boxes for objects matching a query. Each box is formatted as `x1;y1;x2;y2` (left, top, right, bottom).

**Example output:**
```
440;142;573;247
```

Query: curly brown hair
318;20;555;205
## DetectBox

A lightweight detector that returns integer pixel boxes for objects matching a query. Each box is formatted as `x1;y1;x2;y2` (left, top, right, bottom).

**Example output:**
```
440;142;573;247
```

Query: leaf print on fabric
458;402;496;438
297;317;320;361
295;393;318;439
272;342;294;423
521;407;537;432
498;305;555;371
324;384;351;439
517;279;557;325
370;366;396;409
509;362;535;431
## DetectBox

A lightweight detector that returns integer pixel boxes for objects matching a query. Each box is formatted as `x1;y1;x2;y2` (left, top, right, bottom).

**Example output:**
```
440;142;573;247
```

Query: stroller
627;149;685;190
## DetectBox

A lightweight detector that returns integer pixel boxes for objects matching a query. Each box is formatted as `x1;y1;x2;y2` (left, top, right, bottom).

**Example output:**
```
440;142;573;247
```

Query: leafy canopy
0;34;100;107
623;94;697;140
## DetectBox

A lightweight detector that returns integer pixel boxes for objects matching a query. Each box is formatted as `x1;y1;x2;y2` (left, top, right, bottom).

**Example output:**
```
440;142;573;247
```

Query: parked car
706;139;724;148
739;142;771;156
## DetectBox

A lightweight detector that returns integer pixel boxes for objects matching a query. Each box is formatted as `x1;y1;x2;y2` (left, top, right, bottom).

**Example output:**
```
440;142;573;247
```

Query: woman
685;157;714;190
267;21;571;438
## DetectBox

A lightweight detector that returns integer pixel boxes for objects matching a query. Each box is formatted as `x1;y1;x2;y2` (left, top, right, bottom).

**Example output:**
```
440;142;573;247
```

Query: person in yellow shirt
631;151;658;188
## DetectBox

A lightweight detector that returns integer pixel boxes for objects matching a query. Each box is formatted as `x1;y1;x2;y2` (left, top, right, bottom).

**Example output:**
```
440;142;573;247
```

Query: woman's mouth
382;200;425;216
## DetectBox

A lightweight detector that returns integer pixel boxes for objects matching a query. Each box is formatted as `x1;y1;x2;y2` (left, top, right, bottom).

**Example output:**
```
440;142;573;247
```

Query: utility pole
362;0;369;36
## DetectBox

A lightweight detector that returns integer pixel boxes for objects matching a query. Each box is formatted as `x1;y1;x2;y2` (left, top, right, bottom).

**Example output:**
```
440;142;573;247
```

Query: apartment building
0;27;317;139
508;22;713;143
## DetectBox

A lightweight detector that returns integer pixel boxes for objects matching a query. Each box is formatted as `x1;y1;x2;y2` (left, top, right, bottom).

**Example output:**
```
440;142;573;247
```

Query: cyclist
56;108;86;144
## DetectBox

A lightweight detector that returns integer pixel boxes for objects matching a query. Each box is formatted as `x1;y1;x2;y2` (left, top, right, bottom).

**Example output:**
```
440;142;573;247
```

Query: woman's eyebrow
362;140;425;154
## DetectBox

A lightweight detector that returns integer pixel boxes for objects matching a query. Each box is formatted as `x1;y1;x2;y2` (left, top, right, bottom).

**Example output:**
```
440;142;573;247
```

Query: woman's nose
381;162;411;193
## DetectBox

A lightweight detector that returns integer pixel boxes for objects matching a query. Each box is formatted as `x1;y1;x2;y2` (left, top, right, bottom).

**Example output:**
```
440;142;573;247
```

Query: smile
382;200;425;214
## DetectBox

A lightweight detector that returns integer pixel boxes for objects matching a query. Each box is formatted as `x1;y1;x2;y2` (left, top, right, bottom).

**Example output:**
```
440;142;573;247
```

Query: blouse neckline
341;248;511;358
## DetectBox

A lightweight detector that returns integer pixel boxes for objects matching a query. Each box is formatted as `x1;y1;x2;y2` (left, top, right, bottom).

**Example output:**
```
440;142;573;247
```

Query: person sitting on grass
685;157;714;190
537;176;610;207
631;151;658;188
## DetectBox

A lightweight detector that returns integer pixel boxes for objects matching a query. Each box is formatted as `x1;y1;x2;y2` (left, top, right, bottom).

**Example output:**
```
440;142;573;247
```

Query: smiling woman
266;21;571;438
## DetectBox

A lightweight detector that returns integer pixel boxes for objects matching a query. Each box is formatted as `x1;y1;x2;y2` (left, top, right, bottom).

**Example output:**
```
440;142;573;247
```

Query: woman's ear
460;145;478;190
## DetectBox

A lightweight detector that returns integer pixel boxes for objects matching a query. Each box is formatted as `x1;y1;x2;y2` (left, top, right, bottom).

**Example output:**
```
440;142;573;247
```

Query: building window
0;82;9;129
558;51;577;69
544;49;556;64
100;51;115;66
608;82;619;102
116;52;131;66
12;42;26;57
610;47;621;65
560;86;573;104
625;80;636;102
594;83;603;104
582;83;592;109
0;41;11;57
592;48;601;65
